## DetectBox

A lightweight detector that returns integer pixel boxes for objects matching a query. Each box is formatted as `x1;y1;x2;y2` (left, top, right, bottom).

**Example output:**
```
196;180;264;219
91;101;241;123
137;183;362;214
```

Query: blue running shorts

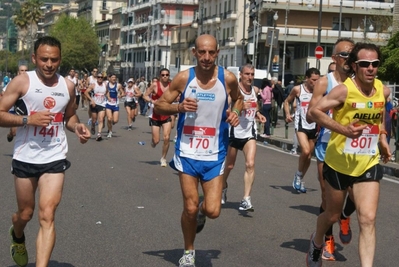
169;154;225;181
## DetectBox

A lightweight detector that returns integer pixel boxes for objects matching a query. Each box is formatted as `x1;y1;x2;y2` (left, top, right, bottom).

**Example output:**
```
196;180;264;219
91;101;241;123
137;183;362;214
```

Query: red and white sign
315;46;324;59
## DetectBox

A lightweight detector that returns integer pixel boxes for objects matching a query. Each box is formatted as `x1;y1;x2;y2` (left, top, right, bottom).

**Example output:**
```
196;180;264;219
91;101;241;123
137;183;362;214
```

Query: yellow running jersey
324;78;385;176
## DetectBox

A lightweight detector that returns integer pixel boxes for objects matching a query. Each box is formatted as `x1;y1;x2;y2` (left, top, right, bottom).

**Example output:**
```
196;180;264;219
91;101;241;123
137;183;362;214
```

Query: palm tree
12;0;44;58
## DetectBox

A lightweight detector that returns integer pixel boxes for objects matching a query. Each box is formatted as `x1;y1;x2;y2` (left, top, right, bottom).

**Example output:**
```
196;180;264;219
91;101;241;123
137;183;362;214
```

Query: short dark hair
305;67;320;78
327;62;336;73
159;68;169;74
345;42;381;76
34;36;61;55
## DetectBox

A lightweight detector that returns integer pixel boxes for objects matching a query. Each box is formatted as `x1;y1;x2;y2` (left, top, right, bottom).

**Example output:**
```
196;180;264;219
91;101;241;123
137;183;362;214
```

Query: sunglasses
336;51;350;58
161;74;169;77
355;60;380;68
97;76;103;78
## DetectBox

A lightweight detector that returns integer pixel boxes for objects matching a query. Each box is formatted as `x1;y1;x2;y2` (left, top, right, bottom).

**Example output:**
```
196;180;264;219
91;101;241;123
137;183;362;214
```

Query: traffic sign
315;46;324;59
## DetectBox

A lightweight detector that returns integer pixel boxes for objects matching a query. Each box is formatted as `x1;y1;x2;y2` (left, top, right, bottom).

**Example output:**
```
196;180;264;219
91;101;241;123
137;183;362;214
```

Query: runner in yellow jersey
306;42;391;267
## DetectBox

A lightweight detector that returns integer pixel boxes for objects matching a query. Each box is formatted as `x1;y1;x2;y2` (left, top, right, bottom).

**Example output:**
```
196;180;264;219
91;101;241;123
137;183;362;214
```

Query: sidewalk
257;116;399;179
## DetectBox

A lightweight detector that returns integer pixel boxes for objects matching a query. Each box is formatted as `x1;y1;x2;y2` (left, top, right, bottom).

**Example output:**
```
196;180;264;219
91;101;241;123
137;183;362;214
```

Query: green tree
12;0;44;59
379;31;399;84
49;14;100;75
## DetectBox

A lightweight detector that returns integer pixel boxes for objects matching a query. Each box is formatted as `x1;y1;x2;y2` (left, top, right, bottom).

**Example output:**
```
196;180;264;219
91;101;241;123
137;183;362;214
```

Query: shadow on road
289;205;319;216
143;248;221;266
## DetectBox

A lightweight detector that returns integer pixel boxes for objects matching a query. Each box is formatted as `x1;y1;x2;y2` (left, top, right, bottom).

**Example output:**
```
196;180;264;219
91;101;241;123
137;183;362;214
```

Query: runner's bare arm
307;76;328;123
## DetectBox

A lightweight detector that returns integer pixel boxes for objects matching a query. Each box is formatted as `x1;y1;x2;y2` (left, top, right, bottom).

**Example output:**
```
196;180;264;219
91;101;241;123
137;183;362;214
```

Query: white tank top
93;83;107;106
13;71;70;164
176;66;229;161
295;84;316;130
230;86;257;139
125;86;135;102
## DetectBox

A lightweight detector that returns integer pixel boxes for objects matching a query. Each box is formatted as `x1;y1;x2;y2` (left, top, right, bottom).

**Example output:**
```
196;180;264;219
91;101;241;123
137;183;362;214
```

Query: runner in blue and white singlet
314;72;339;161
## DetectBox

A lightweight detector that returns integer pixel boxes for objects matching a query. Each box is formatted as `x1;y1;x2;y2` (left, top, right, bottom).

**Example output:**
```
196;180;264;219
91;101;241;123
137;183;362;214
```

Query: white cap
128;78;134;83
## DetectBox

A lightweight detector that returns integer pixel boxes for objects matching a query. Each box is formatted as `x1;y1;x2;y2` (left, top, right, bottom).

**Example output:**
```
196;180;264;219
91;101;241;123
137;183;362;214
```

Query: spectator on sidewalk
260;78;273;137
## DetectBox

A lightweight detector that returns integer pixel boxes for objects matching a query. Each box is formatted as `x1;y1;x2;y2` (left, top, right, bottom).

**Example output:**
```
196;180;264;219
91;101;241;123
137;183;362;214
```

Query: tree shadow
143;248;221;267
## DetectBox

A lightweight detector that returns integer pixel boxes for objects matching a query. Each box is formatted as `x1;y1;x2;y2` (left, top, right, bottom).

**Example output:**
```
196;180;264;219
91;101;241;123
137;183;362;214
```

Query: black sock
12;229;25;244
342;196;356;219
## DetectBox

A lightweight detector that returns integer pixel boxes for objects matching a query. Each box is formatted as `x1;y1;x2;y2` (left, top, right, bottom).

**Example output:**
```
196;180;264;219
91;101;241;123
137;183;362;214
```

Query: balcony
212;14;221;24
99;6;109;14
110;23;121;30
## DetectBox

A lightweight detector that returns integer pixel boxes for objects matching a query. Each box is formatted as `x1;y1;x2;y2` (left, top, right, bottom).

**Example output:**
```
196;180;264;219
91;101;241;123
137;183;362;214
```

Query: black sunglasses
355;60;380;68
336;51;350;58
97;76;103;78
161;74;169;77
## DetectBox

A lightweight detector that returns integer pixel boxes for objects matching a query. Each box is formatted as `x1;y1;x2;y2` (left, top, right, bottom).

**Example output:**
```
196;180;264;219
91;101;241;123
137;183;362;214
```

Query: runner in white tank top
284;67;320;194
222;64;266;212
0;36;90;267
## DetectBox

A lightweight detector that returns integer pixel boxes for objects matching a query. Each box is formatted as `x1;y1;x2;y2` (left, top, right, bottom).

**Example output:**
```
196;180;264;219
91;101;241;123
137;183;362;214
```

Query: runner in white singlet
284;67;320;193
0;36;90;267
222;64;266;211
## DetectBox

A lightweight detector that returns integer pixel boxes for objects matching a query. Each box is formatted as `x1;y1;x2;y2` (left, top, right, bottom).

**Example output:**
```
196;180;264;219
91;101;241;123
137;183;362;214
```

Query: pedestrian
4;64;28;142
260;77;273;138
85;72;107;141
222;64;266;211
143;69;172;167
154;34;243;267
284;67;320;193
105;74;124;138
307;37;356;261
0;36;90;267
306;42;391;267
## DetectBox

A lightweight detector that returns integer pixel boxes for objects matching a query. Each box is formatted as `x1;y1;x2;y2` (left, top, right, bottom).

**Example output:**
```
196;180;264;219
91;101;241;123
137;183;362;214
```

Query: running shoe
91;126;95;135
239;196;254;211
196;202;206;233
299;181;307;193
292;173;302;191
9;226;28;267
260;133;270;138
87;118;92;125
339;217;352;245
7;133;13;142
128;125;132;131
96;133;102;141
221;185;227;205
179;250;195;267
306;233;322;267
322;235;336;261
160;158;167;167
107;131;113;138
289;149;297;155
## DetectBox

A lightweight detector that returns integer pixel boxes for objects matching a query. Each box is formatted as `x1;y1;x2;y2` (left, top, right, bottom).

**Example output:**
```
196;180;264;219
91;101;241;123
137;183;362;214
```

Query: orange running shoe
339;217;352;244
322;235;336;261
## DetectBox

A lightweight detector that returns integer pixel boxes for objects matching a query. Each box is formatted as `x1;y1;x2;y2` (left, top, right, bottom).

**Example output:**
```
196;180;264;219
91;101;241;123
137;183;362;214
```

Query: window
332;17;351;31
176;6;183;20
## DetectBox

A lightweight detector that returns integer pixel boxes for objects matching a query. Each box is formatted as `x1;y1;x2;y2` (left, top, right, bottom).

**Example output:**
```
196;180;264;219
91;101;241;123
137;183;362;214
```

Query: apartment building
90;0;394;82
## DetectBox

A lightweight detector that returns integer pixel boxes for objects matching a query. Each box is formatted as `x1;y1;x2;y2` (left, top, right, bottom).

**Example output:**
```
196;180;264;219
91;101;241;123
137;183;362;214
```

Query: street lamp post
316;0;323;70
163;24;169;68
266;12;279;77
177;0;183;72
281;1;289;87
253;20;259;68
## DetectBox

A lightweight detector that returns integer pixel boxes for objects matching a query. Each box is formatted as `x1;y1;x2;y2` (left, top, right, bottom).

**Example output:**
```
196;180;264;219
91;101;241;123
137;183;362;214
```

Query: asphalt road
0;107;398;267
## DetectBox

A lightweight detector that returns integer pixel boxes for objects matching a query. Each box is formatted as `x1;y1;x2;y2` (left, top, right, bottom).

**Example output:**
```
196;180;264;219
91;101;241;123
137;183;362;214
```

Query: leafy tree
379;31;399;84
12;0;44;59
49;14;100;75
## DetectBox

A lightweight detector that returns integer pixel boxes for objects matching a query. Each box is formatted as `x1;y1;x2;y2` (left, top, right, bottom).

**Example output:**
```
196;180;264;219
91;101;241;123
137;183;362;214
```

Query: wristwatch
22;116;28;127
